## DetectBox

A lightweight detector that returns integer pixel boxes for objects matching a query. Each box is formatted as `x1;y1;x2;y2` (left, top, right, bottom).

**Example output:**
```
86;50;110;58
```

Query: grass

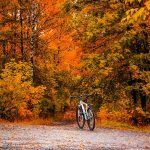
96;120;150;132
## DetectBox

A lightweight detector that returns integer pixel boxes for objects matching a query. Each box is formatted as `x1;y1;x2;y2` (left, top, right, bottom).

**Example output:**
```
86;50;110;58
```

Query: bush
0;60;46;121
130;107;147;126
97;103;148;126
97;98;133;123
63;110;76;122
97;105;132;123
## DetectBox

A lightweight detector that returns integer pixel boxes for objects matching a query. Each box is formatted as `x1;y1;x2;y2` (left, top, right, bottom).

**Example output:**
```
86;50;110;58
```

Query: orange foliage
63;110;76;121
40;0;82;74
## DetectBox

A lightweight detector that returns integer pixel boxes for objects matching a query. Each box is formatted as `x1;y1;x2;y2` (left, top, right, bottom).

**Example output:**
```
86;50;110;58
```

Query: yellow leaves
15;74;22;83
146;83;150;89
129;64;140;79
102;67;113;77
99;60;106;68
142;83;150;95
81;5;95;14
145;0;150;10
135;7;145;20
98;12;115;26
1;60;31;81
97;99;132;123
122;0;150;23
0;61;46;120
124;0;139;4
106;13;114;20
126;8;137;16
32;99;40;105
125;0;142;5
130;64;138;71
94;79;99;86
97;18;105;24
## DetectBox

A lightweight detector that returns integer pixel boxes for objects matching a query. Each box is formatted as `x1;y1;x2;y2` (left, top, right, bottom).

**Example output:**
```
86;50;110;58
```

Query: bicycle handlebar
70;96;82;99
70;94;91;99
83;94;91;97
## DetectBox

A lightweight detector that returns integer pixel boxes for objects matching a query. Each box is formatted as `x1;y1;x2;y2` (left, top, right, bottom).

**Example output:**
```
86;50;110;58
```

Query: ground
0;123;149;150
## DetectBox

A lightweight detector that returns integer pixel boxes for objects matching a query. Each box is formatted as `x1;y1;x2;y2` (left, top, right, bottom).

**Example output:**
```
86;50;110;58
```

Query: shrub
97;106;132;123
97;98;133;123
97;102;148;126
130;107;146;126
63;110;76;122
0;60;46;121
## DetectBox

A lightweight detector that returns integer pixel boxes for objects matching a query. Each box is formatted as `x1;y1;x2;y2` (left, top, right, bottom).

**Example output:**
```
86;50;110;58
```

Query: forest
0;0;150;126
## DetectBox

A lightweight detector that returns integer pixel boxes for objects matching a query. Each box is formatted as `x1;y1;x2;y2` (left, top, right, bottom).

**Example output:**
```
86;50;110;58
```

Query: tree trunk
140;93;146;111
30;0;38;82
19;1;25;61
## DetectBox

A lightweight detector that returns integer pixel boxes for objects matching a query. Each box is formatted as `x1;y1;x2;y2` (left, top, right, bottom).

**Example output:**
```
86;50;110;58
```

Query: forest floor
0;123;150;150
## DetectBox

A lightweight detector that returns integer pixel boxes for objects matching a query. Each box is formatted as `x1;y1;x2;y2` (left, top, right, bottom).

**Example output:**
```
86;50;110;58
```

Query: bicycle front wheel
87;108;95;131
76;106;85;129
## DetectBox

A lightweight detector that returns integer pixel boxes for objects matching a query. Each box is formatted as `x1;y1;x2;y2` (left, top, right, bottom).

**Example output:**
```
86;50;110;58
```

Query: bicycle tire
87;108;95;131
76;106;85;129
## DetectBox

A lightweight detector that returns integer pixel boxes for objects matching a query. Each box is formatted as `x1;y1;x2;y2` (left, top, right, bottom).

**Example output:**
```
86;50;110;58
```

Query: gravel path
0;124;150;150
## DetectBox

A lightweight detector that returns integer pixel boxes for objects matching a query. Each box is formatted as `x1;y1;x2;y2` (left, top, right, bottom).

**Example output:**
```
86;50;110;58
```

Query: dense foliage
0;0;149;123
0;60;46;121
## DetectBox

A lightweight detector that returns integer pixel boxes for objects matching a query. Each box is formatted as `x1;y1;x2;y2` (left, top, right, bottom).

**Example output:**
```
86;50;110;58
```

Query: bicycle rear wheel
76;106;85;129
87;108;95;131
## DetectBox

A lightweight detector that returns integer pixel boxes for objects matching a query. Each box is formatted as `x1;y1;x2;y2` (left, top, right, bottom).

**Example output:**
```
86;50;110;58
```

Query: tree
0;60;46;121
63;0;150;111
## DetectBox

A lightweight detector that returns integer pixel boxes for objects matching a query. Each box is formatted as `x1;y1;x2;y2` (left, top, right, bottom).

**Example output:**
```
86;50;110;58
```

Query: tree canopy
0;0;149;123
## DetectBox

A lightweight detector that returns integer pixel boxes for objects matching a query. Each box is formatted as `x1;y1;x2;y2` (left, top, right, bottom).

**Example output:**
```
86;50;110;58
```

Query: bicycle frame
78;96;89;120
79;101;89;120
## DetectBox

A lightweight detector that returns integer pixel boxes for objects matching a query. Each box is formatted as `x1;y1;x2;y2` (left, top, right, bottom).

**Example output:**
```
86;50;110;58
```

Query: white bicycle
70;94;95;131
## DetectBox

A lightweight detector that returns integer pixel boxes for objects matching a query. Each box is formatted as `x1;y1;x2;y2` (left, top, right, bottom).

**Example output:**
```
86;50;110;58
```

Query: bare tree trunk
19;0;25;61
30;0;38;82
12;7;17;59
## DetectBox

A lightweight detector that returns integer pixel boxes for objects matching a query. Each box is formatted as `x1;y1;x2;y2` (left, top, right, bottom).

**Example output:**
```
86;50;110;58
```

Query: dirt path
0;123;149;150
